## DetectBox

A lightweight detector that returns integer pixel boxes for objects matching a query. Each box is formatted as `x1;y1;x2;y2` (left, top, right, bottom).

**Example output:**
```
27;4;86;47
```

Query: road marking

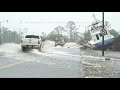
0;61;27;69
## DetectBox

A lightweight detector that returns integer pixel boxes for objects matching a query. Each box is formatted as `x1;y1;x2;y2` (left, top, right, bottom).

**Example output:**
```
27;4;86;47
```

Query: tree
41;32;46;37
54;26;65;35
78;37;85;45
1;27;9;43
110;36;120;51
83;30;92;43
108;29;120;51
66;21;76;30
0;27;22;44
46;31;57;41
65;21;76;42
41;32;47;40
109;29;120;38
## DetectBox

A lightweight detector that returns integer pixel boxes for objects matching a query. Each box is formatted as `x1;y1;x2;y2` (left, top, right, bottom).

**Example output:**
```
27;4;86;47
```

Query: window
25;35;39;39
99;33;102;37
96;34;99;40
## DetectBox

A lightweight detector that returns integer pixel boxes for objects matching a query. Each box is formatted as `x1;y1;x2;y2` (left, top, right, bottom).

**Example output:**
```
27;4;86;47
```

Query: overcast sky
0;12;120;36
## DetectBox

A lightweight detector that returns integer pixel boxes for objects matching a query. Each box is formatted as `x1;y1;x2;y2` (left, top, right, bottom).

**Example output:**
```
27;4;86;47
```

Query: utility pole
102;12;105;56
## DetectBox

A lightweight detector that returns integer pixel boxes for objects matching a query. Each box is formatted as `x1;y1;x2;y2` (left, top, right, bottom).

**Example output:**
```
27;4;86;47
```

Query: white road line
0;61;27;69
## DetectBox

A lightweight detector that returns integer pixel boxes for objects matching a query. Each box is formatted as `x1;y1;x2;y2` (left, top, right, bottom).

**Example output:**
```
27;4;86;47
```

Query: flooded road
0;41;82;78
0;40;120;78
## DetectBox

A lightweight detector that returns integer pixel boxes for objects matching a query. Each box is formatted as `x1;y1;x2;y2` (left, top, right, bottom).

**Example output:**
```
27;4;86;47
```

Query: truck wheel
38;45;41;52
55;44;57;47
22;47;26;52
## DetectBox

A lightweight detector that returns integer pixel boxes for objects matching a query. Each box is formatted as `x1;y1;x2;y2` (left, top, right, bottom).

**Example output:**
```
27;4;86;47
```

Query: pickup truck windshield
25;35;39;39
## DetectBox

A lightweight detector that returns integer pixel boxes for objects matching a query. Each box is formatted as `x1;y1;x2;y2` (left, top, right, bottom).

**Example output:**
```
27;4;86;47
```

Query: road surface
0;41;120;78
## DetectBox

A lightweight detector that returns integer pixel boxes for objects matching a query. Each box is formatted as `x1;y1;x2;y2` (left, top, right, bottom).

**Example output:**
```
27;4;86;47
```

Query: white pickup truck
21;35;42;52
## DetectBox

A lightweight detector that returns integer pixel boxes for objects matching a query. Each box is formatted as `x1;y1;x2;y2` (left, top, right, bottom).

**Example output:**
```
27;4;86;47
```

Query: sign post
102;12;104;56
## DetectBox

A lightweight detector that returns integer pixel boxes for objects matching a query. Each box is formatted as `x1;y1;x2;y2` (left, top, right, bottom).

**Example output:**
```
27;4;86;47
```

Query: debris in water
105;57;110;60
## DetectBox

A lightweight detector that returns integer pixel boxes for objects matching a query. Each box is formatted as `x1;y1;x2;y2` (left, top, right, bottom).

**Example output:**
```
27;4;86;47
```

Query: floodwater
0;40;120;78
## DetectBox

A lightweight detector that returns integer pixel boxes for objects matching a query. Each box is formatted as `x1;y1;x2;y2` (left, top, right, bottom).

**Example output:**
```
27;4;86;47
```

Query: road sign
100;29;107;35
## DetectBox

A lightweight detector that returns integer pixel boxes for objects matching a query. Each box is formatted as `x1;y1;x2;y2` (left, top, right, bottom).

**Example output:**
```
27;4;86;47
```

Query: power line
23;21;91;24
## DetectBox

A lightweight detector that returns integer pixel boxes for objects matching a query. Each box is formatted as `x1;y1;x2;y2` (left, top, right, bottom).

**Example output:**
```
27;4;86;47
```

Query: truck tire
55;44;57;47
61;45;64;47
38;45;41;52
22;47;26;52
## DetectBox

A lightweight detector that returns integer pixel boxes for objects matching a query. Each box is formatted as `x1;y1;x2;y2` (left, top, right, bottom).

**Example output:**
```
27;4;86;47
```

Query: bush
111;36;120;51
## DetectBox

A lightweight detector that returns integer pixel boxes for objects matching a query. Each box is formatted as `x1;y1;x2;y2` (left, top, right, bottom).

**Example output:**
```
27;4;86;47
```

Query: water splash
0;43;21;54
